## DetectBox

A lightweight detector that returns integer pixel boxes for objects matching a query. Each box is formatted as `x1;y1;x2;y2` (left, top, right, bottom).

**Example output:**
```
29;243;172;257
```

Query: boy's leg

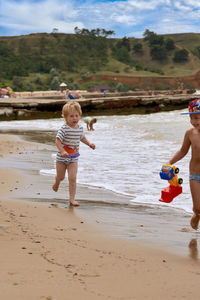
90;120;95;130
52;163;67;192
83;120;90;131
190;179;200;230
67;162;79;206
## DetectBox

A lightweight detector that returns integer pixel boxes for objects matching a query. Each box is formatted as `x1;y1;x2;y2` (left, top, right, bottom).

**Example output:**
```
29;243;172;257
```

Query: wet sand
1;134;200;299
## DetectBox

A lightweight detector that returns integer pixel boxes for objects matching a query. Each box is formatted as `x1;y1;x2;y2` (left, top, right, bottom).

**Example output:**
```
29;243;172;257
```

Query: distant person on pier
0;87;12;98
65;89;81;100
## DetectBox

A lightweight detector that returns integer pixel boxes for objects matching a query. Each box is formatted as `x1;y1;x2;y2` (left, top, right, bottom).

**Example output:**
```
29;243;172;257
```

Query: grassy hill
1;31;200;91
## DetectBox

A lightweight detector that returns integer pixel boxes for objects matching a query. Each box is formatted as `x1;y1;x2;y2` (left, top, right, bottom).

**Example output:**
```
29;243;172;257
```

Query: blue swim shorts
189;174;200;183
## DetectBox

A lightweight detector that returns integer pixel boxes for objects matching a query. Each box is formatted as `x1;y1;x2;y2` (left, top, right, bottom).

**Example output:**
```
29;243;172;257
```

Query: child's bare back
187;127;200;173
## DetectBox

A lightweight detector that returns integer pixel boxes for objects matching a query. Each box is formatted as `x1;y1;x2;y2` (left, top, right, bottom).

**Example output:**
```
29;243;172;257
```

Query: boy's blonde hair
62;101;82;119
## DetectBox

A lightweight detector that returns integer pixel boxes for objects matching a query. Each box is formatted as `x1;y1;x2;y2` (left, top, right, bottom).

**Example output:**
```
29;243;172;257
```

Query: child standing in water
52;101;95;206
83;116;97;131
168;99;200;229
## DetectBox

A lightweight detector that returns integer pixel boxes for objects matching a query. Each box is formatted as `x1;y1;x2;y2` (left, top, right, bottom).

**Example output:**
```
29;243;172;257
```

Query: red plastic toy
159;164;183;203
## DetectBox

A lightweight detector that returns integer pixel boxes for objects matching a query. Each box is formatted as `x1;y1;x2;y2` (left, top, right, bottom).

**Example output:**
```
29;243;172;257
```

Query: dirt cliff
80;71;200;90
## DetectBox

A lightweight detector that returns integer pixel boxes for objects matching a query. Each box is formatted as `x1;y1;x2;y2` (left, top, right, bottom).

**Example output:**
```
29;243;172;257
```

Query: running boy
52;101;95;206
168;99;200;229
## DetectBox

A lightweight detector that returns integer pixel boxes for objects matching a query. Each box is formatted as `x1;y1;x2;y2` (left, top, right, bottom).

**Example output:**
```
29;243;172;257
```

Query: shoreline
1;134;200;299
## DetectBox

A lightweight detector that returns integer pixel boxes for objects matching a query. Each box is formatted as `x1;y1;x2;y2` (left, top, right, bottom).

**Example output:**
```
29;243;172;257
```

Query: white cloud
127;0;170;10
181;0;200;8
113;14;137;25
174;1;191;11
1;0;84;34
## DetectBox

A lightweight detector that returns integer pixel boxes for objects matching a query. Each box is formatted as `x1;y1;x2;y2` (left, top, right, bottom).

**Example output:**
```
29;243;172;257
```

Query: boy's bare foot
190;213;200;230
70;200;80;207
52;183;58;192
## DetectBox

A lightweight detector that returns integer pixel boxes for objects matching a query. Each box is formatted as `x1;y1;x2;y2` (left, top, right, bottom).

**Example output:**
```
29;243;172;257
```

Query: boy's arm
55;137;69;157
168;129;191;165
81;136;96;150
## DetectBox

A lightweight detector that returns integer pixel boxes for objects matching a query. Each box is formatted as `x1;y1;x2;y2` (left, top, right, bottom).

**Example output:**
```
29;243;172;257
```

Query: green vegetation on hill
1;28;200;91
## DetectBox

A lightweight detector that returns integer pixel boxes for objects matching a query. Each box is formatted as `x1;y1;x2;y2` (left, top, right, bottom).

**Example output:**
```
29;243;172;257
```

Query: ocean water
0;108;192;213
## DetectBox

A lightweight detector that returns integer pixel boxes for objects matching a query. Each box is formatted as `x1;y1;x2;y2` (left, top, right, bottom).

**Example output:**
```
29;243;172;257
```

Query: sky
0;0;200;38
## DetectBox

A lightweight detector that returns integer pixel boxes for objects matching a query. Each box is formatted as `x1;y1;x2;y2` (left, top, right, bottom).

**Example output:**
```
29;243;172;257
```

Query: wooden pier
0;91;198;120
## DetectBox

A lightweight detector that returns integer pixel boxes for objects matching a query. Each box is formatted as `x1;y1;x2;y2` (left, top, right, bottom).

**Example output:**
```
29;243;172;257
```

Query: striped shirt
56;123;85;163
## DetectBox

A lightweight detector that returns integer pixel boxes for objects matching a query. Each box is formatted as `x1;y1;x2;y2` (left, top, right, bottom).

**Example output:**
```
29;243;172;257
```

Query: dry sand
1;134;200;300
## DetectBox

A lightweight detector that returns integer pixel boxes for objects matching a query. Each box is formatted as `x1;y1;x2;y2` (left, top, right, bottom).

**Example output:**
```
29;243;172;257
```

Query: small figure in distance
83;117;97;131
65;89;81;100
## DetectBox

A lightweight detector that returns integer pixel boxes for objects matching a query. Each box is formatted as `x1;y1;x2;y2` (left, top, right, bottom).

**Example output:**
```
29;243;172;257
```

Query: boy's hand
61;150;69;158
89;143;95;150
